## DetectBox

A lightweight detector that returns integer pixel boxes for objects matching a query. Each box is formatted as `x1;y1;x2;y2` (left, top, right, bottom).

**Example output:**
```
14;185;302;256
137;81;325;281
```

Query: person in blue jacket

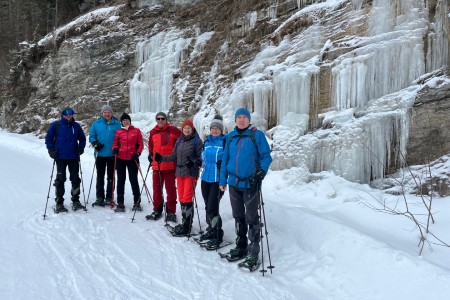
198;115;226;249
89;105;121;207
45;108;87;213
219;107;272;267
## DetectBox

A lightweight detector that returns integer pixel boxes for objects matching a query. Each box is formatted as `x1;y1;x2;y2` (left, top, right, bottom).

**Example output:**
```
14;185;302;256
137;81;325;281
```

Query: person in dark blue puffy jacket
89;105;121;207
198;115;226;248
45;108;86;212
219;107;272;267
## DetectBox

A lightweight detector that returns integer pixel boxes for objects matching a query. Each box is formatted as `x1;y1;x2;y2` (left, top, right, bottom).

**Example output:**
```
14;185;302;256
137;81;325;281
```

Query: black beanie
120;112;131;122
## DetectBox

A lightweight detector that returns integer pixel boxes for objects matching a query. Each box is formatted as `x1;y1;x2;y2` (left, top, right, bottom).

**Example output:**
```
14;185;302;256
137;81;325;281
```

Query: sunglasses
156;117;166;120
63;109;74;116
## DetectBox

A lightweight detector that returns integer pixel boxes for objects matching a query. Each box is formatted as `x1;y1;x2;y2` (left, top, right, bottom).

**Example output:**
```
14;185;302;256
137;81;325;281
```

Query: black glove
132;153;140;161
185;158;194;169
148;153;153;163
255;169;266;181
78;147;84;155
48;149;57;160
154;152;162;163
216;160;222;169
92;141;104;151
112;148;119;155
250;169;265;190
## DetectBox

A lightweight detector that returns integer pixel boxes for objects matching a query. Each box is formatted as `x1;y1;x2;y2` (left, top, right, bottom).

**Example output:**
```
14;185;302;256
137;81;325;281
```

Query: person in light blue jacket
89;105;121;207
219;107;272;268
198;115;226;249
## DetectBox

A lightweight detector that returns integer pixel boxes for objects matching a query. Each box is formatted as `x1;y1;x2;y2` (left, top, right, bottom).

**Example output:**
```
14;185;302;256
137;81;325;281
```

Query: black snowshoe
72;201;86;211
114;205;125;213
145;211;162;221
238;255;261;272
54;204;69;214
218;247;248;262
92;198;105;207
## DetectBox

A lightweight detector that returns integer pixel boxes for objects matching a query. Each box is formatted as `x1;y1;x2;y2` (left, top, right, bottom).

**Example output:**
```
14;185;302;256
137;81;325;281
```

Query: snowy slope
1;130;450;300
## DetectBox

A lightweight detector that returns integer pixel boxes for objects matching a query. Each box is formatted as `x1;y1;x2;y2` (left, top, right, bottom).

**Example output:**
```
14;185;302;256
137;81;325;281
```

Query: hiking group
45;105;272;270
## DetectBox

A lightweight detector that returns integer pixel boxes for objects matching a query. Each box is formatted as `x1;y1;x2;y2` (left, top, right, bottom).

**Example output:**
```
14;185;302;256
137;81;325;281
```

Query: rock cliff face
0;0;449;184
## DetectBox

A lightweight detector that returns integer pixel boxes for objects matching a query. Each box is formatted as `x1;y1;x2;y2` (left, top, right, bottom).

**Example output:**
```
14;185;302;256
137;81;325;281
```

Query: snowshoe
238;255;261;272
198;230;215;242
92;198;105;207
166;224;197;237
71;201;86;211
164;213;177;223
114;205;125;213
104;198;113;206
54;204;68;214
219;247;248;262
203;239;233;251
145;211;162;221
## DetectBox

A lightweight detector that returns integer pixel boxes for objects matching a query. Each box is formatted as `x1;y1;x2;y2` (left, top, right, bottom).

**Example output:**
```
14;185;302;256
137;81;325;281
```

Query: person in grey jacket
154;119;203;236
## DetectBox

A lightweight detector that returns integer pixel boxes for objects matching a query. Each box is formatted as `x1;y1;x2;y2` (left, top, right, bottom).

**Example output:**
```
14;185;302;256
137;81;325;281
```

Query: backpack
51;121;60;143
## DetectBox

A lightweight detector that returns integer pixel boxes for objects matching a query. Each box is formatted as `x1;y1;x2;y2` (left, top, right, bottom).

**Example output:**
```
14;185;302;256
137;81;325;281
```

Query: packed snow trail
1;131;450;299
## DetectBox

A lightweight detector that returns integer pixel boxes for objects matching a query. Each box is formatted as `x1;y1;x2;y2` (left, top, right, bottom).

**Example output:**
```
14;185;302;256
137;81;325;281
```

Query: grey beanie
155;112;167;120
101;105;113;114
210;115;224;133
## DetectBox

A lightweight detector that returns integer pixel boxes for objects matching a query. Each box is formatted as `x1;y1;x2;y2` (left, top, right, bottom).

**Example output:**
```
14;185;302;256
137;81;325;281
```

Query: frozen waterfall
129;29;190;113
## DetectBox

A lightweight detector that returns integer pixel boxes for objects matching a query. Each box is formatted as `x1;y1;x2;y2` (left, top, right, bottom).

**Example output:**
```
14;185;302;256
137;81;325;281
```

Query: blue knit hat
234;107;251;121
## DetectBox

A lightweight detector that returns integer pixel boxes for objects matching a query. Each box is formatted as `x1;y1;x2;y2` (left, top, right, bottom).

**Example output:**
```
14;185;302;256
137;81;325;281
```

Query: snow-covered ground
1;129;450;300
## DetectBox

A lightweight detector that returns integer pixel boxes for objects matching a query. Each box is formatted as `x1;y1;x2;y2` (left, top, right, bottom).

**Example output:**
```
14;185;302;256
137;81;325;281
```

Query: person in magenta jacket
112;113;144;212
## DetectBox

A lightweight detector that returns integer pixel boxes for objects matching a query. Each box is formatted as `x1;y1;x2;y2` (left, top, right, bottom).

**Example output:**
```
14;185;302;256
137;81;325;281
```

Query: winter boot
132;203;143;212
104;198;113;207
145;211;162;220
54;203;68;213
165;213;177;223
242;255;259;268
174;202;193;235
114;205;125;213
229;246;248;259
72;201;86;211
93;198;105;207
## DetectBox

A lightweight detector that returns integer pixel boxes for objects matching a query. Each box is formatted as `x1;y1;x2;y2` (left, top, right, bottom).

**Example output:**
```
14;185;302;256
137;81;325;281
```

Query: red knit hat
181;119;194;129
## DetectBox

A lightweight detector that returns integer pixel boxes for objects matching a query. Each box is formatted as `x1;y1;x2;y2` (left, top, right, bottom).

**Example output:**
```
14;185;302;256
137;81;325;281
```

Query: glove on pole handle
43;160;56;220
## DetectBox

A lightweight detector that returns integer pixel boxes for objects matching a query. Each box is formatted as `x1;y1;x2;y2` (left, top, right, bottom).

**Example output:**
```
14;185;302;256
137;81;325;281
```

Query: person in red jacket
112;113;144;213
145;112;182;222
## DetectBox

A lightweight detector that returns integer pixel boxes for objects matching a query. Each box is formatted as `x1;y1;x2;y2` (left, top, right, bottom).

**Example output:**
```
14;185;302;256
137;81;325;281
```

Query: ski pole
260;189;274;273
136;161;153;203
190;177;202;236
110;155;116;208
157;161;167;224
132;161;153;223
258;197;266;276
79;159;88;212
86;154;97;204
138;164;152;204
43;160;56;220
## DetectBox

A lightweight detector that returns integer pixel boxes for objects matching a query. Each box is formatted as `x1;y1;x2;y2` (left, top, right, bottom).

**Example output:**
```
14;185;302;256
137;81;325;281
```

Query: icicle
130;29;190;113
